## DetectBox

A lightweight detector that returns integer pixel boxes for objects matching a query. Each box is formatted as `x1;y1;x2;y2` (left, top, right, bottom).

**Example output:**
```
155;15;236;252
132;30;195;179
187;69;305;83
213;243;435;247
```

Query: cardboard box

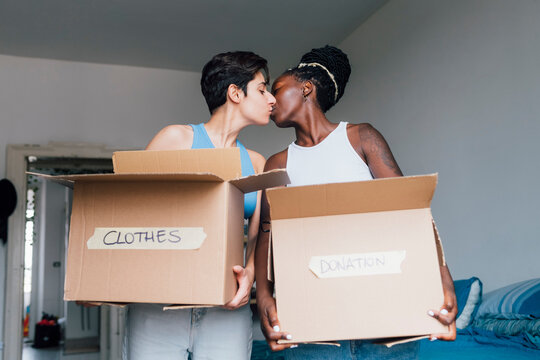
266;174;448;343
35;148;288;305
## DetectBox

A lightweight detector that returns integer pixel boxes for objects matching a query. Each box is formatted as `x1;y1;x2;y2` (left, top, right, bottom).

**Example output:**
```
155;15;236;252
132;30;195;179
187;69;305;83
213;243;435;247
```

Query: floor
21;306;265;360
22;343;100;360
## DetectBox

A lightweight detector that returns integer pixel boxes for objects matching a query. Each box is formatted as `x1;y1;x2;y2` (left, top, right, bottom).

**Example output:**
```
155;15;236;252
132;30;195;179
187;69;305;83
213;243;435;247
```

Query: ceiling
0;0;388;74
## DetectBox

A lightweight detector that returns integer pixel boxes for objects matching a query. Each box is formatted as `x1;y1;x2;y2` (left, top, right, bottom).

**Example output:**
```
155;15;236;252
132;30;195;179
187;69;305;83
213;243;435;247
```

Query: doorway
4;143;126;360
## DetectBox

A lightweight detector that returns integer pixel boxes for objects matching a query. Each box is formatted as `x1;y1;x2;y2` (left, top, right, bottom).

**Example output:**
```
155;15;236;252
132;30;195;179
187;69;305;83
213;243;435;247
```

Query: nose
267;92;276;105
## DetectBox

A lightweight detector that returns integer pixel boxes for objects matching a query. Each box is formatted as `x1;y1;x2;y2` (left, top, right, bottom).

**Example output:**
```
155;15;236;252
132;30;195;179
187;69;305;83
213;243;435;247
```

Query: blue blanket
419;328;540;359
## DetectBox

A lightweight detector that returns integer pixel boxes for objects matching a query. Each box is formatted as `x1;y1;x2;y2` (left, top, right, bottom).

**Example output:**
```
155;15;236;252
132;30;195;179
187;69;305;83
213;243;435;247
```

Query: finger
232;265;245;276
435;332;457;341
432;324;457;341
224;268;252;310
259;307;278;337
261;322;289;341
265;308;292;341
223;292;243;310
428;309;454;326
268;340;294;352
267;305;280;328
236;274;251;294
224;292;249;310
442;299;456;312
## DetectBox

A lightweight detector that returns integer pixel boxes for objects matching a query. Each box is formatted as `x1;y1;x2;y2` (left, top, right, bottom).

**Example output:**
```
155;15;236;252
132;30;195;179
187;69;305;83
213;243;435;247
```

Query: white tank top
286;122;373;186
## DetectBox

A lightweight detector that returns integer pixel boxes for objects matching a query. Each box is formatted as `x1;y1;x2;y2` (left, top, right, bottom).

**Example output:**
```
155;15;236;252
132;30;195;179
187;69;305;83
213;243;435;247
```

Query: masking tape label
87;227;206;250
309;250;406;278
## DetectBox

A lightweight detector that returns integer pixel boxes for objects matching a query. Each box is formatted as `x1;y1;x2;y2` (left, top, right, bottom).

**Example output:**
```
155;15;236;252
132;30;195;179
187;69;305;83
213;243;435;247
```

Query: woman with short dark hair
125;51;276;360
255;45;457;359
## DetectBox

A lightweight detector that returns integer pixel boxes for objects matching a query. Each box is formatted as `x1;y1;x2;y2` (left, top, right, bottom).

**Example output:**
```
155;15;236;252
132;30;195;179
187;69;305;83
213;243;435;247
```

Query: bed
251;277;540;359
419;276;540;359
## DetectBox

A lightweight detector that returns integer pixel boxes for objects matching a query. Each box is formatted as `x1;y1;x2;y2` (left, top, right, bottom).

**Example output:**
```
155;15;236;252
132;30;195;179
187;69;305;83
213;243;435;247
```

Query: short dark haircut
285;45;351;113
200;51;269;114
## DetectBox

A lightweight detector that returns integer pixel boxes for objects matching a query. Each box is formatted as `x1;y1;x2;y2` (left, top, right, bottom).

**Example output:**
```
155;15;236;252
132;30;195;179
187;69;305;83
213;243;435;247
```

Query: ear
302;81;314;98
227;84;244;105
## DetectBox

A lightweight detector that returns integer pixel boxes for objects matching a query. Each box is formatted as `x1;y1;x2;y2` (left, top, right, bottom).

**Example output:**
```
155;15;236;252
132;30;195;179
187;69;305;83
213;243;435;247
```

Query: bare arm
348;123;403;178
254;150;292;350
349;123;457;341
224;150;265;310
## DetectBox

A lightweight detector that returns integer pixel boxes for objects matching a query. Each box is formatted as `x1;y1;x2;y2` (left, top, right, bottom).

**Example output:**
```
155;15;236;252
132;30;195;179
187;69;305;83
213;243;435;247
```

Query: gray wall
332;0;540;291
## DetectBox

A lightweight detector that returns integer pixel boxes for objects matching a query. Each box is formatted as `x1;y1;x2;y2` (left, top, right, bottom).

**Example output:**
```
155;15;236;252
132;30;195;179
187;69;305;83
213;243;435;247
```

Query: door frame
3;142;116;360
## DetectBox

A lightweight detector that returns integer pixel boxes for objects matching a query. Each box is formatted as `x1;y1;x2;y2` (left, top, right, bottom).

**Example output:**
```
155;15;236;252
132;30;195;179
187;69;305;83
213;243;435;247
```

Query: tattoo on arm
363;125;403;177
374;134;402;174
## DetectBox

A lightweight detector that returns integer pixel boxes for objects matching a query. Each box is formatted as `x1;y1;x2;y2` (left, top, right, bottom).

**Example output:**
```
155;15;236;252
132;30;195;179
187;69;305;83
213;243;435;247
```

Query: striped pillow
477;278;540;318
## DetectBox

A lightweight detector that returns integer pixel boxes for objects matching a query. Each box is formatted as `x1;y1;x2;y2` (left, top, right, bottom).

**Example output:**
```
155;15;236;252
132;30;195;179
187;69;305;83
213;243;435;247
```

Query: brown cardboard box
266;174;448;343
35;148;288;305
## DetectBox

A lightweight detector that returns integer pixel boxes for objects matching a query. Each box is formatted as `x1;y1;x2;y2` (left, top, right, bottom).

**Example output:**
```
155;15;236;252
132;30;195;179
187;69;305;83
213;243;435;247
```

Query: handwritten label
309;250;406;278
87;227;206;250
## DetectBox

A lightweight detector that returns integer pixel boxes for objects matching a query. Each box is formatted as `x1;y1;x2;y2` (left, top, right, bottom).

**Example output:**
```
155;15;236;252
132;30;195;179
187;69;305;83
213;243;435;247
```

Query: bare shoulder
347;122;381;140
245;149;266;173
347;122;388;152
146;124;194;150
264;149;288;171
347;122;402;176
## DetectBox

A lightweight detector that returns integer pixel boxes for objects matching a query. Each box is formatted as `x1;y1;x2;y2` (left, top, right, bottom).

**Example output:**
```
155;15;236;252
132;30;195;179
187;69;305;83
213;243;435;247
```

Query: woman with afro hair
255;46;457;359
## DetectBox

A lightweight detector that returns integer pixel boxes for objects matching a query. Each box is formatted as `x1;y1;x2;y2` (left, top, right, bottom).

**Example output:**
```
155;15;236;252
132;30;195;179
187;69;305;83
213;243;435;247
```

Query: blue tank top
190;123;257;219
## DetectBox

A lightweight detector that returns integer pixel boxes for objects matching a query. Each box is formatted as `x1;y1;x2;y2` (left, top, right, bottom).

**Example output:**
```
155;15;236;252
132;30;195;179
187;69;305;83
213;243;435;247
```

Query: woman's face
238;71;276;126
270;74;304;127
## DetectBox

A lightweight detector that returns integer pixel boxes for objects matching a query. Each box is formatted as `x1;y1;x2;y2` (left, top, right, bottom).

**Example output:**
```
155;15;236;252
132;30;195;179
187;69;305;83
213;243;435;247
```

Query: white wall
0;54;208;170
332;0;540;291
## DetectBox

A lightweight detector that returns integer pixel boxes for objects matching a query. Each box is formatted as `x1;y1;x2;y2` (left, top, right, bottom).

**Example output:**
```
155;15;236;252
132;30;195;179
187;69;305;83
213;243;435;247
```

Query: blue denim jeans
284;339;419;360
124;303;253;360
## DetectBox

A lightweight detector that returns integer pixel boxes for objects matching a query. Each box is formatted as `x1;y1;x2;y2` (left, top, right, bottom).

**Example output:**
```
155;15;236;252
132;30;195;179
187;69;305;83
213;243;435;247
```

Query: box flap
267;230;274;282
229;169;290;193
163;304;215;310
375;335;430;347
27;172;75;189
78;302;128;308
281;335;429;347
30;171;225;185
113;148;242;180
267;174;437;220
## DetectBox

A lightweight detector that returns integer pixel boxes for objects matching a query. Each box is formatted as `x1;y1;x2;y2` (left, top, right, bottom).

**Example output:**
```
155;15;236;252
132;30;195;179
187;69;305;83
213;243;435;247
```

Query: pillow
476;278;540;318
454;277;483;329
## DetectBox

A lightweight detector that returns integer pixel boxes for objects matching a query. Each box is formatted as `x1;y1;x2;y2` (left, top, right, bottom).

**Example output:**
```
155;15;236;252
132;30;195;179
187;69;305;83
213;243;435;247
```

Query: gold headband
298;62;338;101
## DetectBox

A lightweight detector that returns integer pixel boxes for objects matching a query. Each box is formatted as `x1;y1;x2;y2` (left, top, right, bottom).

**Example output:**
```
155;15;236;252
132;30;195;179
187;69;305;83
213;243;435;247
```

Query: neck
205;106;248;148
293;107;337;147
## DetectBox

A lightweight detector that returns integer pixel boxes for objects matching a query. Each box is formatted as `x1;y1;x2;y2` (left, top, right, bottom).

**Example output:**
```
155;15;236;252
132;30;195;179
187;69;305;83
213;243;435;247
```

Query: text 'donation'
309;250;406;278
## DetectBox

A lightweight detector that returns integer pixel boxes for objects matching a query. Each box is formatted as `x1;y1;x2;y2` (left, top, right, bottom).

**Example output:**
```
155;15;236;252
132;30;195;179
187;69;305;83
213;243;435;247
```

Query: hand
223;265;254;310
428;274;458;341
257;294;293;351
